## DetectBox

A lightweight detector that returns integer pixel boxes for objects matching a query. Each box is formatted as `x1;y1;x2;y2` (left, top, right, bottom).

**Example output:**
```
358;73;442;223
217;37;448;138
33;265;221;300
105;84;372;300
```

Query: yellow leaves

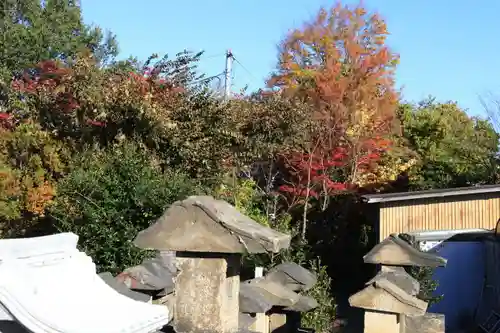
345;106;376;141
0;166;20;198
269;2;399;144
399;159;417;171
355;156;418;188
216;178;270;227
25;180;56;216
0;162;22;220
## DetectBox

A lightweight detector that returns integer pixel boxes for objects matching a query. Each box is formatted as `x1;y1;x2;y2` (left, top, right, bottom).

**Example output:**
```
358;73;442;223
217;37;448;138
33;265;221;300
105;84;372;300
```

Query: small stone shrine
240;262;319;333
349;234;447;333
132;195;291;333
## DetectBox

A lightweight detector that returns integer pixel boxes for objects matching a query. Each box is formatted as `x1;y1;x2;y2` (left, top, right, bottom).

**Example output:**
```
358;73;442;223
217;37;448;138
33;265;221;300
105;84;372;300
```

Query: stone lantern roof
133;195;291;254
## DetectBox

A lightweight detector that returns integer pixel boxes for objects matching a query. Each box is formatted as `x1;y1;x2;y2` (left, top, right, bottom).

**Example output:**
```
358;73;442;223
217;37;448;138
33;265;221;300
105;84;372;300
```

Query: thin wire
190;72;225;85
232;56;258;83
202;53;226;60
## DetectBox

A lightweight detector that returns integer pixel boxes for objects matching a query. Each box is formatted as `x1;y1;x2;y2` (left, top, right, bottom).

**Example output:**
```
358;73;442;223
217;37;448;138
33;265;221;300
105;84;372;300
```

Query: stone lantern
133;196;291;333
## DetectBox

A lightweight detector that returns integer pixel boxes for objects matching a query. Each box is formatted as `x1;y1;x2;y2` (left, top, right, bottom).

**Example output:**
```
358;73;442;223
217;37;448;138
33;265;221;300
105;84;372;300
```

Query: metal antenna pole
224;49;233;100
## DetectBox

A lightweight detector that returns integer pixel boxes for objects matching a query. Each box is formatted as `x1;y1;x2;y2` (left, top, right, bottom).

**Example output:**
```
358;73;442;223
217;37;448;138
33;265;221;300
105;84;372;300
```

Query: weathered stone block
249;313;269;333
173;254;240;333
401;313;445;333
116;250;176;293
239;313;257;330
98;272;152;303
240;282;274;313
242;277;300;308
284;295;318;312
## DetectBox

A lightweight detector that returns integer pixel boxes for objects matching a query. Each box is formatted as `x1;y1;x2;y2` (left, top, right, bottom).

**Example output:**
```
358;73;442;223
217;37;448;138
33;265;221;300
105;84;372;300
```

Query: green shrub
409;266;443;306
49;142;203;274
301;258;336;333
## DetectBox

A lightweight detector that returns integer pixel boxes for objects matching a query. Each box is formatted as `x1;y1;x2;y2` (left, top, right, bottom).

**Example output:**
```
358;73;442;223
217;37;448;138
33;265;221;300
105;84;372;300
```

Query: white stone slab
0;234;170;333
0;233;78;260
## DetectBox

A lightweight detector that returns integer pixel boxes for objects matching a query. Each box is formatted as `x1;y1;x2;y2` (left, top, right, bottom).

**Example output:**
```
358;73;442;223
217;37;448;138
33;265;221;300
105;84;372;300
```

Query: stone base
248;313;288;333
364;311;400;333
401;313;445;333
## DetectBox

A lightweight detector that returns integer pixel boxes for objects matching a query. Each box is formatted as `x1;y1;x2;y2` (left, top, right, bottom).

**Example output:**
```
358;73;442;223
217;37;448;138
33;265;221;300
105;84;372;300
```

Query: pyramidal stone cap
363;234;447;268
134;196;291;254
264;262;317;292
366;266;420;296
349;278;428;315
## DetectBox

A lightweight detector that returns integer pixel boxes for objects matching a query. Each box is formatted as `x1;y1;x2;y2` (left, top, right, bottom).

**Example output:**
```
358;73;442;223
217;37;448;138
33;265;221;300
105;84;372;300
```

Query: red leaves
86;119;105;127
268;3;400;205
12;60;72;92
11;61;74;109
279;185;319;199
278;134;392;203
38;60;59;73
278;146;350;202
56;93;80;113
127;70;185;104
0;113;13;130
325;147;348;167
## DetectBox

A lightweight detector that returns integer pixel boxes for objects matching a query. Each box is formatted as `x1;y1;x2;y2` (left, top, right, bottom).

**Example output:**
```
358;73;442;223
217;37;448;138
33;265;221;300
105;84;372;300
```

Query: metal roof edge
403;229;492;242
362;185;500;204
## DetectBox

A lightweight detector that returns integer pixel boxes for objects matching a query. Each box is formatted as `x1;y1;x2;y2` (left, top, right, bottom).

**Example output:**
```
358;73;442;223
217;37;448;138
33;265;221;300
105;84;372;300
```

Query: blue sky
82;0;499;117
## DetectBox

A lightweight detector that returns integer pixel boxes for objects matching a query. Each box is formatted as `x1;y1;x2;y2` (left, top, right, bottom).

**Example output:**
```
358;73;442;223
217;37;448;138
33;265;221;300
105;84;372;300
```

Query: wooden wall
377;193;500;242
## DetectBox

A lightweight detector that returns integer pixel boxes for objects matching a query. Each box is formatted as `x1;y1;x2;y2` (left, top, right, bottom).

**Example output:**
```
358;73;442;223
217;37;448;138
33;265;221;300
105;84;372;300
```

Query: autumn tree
268;3;412;236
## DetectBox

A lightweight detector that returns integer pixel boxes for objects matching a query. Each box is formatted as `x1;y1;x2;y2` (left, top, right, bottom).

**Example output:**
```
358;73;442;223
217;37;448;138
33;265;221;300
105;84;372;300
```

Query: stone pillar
364;311;399;333
252;266;268;333
268;313;287;333
173;253;240;333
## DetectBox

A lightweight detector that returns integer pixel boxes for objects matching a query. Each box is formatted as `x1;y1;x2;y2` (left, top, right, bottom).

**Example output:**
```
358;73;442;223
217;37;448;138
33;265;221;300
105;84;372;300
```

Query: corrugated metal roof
362;185;500;204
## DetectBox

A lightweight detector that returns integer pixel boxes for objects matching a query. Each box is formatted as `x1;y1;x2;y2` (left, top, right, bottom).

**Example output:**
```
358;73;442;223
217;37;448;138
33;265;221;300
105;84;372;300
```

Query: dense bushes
49;143;203;274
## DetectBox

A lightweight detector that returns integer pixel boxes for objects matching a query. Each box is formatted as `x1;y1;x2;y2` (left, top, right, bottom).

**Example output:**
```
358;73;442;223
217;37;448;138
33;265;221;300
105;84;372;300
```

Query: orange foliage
269;2;401;190
26;181;56;216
